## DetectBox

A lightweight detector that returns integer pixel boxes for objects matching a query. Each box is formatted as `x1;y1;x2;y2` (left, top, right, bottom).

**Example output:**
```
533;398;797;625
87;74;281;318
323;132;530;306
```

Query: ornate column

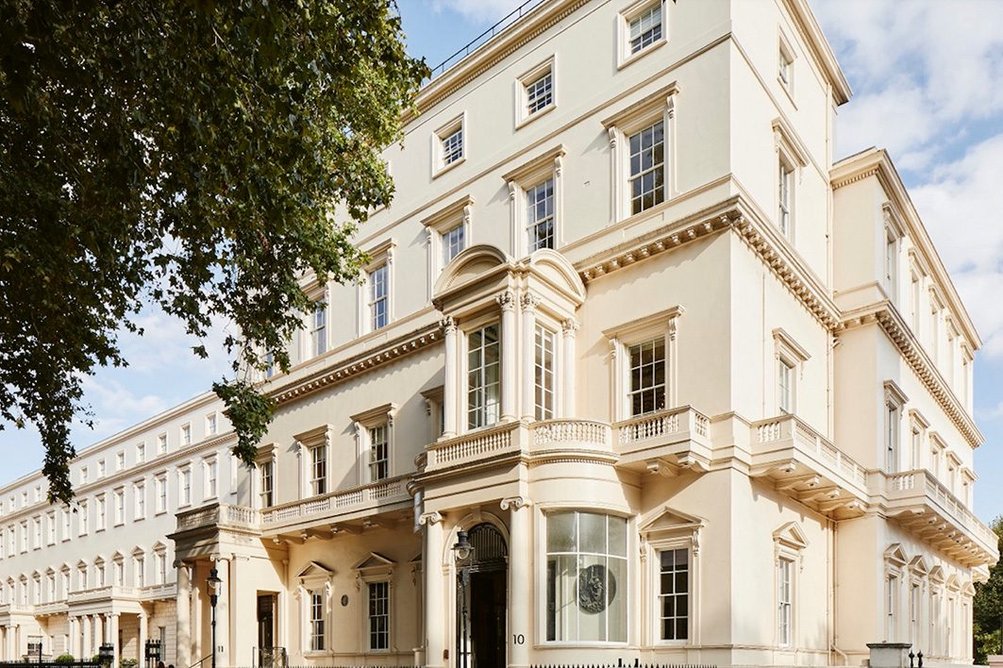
501;497;532;668
94;614;104;650
1;624;6;661
521;295;539;421
213;556;231;668
137;612;148;664
441;317;458;438
498;290;517;421
561;319;578;417
81;616;91;659
67;617;76;660
420;512;445;668
175;561;192;668
108;614;119;666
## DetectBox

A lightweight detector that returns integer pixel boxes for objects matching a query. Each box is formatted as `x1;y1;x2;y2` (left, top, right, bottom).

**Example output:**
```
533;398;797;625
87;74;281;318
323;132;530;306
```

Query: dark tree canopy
0;0;428;502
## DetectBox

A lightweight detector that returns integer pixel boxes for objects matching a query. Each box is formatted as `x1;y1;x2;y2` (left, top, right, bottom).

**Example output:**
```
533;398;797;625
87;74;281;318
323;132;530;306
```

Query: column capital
520;293;541;313
496;290;516;312
439;316;457;335
562;318;579;336
418;511;443;526
500;496;531;511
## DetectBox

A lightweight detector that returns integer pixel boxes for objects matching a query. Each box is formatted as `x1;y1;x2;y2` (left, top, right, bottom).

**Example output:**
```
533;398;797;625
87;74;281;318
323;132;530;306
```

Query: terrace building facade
2;1;998;667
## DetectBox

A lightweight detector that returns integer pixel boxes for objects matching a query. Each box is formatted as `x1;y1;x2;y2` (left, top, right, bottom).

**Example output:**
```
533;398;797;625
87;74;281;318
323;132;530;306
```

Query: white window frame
357;239;395;336
178;466;192;508
155;474;168;515
773;523;807;650
311;300;328;357
773;328;810;415
464;319;503;430
95;494;106;532
136;442;146;464
884;545;908;642
352;404;397;486
113;488;125;526
181;423;192;447
157;432;168;456
309;589;326;652
206;412;218;436
204;456;218;500
534;323;557;421
432;112;466;177
366;580;391;652
116;450;125;471
421;195;474;299
617;0;667;68
772;118;808;243
515;56;557;128
778;30;796;98
883;203;905;304
133;551;146;588
504;145;565;258
77;502;88;537
46;511;55;546
605;307;682;422
134;480;146;520
603;84;678;222
884;381;908;473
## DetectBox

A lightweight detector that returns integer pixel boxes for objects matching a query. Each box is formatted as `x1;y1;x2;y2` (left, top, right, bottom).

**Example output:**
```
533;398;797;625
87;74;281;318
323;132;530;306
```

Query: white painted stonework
0;1;997;667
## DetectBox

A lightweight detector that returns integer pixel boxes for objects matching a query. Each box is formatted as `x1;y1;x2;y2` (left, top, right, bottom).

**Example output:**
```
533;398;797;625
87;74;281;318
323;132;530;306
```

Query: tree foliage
0;0;428;502
975;517;1003;664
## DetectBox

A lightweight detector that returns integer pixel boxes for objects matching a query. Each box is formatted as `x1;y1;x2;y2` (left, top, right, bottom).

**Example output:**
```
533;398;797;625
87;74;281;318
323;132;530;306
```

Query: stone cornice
840;302;983;447
406;0;591;122
269;323;441;406
576;198;841;330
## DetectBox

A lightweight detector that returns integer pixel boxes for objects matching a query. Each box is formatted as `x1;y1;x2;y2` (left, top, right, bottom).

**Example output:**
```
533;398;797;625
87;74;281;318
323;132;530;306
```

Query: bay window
546;511;627;642
535;324;556;420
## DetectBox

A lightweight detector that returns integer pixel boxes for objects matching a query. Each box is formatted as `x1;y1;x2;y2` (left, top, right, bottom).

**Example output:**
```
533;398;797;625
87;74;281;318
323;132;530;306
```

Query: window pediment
354;552;395;589
884;543;908;567
294;425;332;450
422;195;475;233
638;505;704;539
433;244;513;308
908;555;929;575
772;521;809;551
297;561;335;581
350;403;397;429
928;565;945;584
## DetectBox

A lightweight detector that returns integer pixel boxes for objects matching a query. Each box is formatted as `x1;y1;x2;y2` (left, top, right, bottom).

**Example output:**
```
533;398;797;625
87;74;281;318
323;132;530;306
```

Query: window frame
504;145;565;258
515;56;557;128
422;195;474;300
432;112;466;177
778;30;796;99
367;580;391;651
311;300;328;357
773;523;807;649
178;465;193;508
465;320;503;431
352;404;397;486
884;381;908;473
617;0;667;68
534;323;557;421
155;473;168;515
605;307;682;422
357;239;395;336
603;84;678;222
204;456;219;500
133;480;146;520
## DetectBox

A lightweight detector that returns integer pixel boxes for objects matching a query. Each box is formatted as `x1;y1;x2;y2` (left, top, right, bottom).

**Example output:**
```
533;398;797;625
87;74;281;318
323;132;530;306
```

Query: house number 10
512;634;525;645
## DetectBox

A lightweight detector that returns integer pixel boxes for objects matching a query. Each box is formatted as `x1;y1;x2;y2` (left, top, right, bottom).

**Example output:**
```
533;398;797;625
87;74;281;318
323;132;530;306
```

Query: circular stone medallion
577;563;615;614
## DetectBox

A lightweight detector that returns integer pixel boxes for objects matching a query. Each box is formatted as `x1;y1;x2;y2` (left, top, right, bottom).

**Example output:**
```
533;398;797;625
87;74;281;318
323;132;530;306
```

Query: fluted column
561;319;578;417
520;295;539;421
498;291;517;421
441;318;458;438
420;512;444;668
502;497;532;668
213;556;231;668
175;561;192;668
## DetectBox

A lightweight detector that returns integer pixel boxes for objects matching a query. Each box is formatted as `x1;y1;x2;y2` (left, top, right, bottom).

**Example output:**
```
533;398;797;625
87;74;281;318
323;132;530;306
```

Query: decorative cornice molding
839;303;983;447
269;323;441;406
830;166;879;190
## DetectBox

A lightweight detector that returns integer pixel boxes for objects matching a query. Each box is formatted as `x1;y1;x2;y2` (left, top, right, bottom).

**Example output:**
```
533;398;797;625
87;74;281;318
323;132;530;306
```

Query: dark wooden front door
470;569;506;668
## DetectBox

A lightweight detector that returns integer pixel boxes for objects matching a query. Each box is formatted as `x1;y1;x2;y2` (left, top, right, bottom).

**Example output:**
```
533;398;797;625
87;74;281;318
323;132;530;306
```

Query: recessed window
433;114;466;176
134;481;146;520
368;581;390;650
629;3;663;54
95;495;106;531
310;446;327;496
369;264;389;330
467;324;501;429
310;590;326;651
778;158;793;237
442;223;465;267
260;460;274;508
628;338;666;416
155;475;168;514
526;69;553;116
778;358;794;414
157;433;168;455
659;548;689;641
778;558;794;646
116;451;125;471
181;423;192;447
136;442;146;463
179;467;192;507
527;179;555;252
629;121;665;215
441;127;463;166
886;400;901;473
312;302;328;356
114;489;124;526
534;325;556;420
369;424;389;482
206;413;218;436
546;511;627;642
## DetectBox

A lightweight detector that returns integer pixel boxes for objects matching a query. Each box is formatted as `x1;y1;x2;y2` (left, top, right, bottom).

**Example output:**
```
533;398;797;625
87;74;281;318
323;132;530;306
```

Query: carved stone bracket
500;496;531;511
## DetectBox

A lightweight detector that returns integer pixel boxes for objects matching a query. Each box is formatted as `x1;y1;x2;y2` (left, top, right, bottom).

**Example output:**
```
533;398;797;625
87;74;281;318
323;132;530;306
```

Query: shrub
54;655;75;665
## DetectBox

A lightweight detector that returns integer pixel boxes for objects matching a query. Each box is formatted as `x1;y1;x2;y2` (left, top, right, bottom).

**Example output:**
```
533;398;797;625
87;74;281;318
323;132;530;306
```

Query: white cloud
815;0;1003;164
429;0;527;24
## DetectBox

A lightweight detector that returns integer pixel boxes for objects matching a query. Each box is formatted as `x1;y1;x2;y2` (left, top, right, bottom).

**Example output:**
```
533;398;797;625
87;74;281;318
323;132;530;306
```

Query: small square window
441;128;463;166
526;70;554;115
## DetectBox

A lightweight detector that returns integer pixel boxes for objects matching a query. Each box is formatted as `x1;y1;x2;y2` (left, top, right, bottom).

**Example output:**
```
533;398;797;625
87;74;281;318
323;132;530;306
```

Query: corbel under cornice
839;302;983;447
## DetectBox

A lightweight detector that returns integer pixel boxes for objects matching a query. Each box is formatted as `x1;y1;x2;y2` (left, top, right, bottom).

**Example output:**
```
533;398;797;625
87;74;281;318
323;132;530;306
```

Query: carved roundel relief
577;563;616;614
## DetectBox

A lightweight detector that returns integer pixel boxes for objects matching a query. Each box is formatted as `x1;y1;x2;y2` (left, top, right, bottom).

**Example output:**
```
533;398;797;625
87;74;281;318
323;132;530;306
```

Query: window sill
617;38;666;71
516;103;557;131
778;76;797;109
433;156;466;180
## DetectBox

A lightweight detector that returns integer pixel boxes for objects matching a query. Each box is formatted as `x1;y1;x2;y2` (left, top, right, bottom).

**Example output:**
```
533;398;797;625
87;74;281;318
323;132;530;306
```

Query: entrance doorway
456;523;507;668
257;593;281;668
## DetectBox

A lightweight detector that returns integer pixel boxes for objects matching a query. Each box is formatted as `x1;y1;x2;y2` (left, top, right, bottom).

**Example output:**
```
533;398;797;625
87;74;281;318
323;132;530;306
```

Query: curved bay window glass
546;511;627;642
467;324;501;429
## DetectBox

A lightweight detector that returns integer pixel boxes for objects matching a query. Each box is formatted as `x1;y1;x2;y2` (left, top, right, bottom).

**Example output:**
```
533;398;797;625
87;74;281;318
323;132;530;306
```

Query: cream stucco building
1;0;998;667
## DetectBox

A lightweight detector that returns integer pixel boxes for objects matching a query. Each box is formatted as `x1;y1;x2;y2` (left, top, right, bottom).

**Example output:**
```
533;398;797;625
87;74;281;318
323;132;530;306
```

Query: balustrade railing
425;421;520;469
260;476;410;527
886;468;997;549
176;503;259;532
614;406;710;450
754;414;867;487
531;419;610;448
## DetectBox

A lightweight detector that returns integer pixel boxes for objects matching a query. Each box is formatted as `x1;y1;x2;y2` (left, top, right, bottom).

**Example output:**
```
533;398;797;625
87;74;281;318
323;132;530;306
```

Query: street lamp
451;531;474;668
207;568;222;668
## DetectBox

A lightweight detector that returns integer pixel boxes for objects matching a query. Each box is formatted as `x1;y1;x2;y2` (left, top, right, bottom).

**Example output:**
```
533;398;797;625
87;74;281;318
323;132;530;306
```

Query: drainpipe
830;517;849;665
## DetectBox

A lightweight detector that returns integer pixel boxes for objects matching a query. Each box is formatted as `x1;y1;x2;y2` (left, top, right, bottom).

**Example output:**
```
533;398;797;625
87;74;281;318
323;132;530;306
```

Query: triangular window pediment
297;561;334;580
929;565;945;584
908;555;929;575
639;506;704;538
354;552;395;572
884;543;908;567
773;522;809;551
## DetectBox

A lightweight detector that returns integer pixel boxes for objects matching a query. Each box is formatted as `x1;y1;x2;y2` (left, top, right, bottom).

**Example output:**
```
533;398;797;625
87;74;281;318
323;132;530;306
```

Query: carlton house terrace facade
0;1;997;667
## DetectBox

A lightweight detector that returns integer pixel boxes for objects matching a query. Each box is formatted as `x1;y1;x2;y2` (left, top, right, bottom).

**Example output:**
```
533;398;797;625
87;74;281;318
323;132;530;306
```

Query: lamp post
451;531;474;668
207;568;222;668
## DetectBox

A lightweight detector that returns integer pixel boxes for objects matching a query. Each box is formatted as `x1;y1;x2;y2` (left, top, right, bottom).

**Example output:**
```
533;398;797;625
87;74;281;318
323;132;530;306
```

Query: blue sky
1;0;1001;523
